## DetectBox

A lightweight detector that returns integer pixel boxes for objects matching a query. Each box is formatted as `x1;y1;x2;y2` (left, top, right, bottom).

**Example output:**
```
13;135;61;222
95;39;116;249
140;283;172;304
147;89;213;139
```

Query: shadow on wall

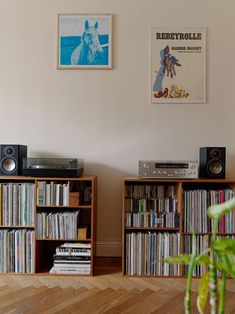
85;162;133;255
226;153;235;178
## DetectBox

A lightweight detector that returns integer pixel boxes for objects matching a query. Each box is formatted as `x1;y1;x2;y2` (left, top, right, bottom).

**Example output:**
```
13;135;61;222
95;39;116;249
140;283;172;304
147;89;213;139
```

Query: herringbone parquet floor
0;260;235;314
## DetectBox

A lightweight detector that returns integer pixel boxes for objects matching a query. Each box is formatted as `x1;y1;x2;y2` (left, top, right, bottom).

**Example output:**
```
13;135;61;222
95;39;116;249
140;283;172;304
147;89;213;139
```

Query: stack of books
49;242;91;275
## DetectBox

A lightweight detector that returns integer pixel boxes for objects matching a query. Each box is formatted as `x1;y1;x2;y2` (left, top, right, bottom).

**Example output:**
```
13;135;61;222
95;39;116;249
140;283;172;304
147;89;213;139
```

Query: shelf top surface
123;176;235;183
0;175;97;181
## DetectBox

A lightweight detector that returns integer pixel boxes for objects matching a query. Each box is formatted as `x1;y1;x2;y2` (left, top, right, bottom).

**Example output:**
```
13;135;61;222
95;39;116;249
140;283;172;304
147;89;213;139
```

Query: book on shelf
49;267;90;274
60;242;91;248
49;242;91;274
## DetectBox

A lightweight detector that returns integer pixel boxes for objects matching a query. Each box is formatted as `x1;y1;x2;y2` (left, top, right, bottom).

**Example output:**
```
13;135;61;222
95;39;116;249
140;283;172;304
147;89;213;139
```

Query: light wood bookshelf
122;177;235;277
0;175;97;276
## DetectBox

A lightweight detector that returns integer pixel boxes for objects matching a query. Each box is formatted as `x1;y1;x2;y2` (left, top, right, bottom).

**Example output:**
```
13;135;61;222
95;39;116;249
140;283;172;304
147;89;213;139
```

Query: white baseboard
96;237;122;257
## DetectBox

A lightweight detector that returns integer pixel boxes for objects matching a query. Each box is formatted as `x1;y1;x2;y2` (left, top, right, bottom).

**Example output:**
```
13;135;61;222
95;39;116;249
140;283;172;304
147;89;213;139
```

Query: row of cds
125;212;180;228
125;197;178;213
0;183;35;226
125;232;180;276
125;185;176;199
0;229;34;273
36;211;80;239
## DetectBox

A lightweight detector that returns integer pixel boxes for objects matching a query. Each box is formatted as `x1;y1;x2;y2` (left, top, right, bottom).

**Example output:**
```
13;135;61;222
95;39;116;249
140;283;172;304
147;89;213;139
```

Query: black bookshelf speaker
0;144;27;176
199;147;226;179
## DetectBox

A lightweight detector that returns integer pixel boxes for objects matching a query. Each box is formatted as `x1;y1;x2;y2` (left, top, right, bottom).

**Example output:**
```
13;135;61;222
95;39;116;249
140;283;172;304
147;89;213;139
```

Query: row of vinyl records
125;232;180;276
49;242;91;275
125;212;180;228
182;234;235;277
126;232;235;277
183;189;235;233
36;211;80;239
125;197;178;213
125;185;175;199
0;183;35;226
37;181;70;206
0;229;34;273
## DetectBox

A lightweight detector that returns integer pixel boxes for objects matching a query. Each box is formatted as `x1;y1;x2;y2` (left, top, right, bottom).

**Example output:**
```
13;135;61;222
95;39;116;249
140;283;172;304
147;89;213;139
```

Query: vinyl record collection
0;183;35;226
49;242;91;275
37;181;70;206
0;229;34;273
182;234;235;277
183;188;235;233
36;210;80;239
125;185;179;228
125;232;180;276
182;234;209;276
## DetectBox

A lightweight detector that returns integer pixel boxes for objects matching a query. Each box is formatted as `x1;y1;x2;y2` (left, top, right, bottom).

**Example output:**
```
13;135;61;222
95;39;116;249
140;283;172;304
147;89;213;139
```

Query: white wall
0;0;235;256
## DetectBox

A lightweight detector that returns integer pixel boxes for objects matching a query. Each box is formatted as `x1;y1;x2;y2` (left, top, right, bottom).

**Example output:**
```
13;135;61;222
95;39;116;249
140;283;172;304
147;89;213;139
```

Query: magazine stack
49;242;91;275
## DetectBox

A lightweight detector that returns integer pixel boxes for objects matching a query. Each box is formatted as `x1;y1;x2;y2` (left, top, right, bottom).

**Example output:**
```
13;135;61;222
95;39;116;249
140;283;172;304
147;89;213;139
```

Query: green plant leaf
217;252;235;277
197;271;209;314
207;197;235;219
162;254;191;265
212;238;235;255
196;254;210;266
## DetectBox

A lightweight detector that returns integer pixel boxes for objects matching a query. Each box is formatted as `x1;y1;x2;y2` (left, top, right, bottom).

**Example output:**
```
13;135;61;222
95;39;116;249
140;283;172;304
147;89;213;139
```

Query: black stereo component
199;147;226;179
0;144;27;176
22;158;84;178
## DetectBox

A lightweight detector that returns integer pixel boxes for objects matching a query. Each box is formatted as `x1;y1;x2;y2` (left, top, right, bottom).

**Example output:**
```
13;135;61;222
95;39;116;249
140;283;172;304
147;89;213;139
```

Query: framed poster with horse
57;14;112;69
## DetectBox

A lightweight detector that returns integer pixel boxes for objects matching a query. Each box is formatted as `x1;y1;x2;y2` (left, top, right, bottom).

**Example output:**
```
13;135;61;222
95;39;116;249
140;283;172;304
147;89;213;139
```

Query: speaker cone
210;148;222;159
4;146;14;156
2;158;17;172
208;160;223;176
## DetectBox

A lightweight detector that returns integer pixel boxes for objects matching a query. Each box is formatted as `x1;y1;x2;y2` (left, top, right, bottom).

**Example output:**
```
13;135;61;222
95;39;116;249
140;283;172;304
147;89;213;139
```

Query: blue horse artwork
58;15;111;68
71;20;105;65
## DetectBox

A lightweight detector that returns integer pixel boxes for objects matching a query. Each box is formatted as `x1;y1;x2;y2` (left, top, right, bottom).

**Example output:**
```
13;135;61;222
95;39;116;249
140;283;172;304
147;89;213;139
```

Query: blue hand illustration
163;46;181;78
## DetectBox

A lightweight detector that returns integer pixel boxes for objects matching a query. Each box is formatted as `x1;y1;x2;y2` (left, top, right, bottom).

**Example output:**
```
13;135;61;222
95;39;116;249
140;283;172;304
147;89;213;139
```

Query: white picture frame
57;14;112;69
151;27;206;103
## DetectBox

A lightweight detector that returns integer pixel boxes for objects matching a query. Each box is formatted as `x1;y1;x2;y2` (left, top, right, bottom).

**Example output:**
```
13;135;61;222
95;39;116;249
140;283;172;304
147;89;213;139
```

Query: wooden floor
0;258;235;314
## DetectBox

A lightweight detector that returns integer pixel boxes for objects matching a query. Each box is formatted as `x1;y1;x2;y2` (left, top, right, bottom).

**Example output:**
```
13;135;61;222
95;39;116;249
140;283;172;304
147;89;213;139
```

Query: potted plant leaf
163;197;235;314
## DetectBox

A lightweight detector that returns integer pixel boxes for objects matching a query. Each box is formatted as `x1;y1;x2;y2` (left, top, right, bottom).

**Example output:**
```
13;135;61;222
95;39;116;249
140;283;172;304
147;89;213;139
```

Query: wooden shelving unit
0;175;97;276
122;177;235;277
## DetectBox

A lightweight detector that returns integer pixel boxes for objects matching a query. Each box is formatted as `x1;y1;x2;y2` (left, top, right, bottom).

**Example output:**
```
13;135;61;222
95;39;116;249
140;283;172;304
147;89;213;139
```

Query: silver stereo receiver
139;160;198;179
